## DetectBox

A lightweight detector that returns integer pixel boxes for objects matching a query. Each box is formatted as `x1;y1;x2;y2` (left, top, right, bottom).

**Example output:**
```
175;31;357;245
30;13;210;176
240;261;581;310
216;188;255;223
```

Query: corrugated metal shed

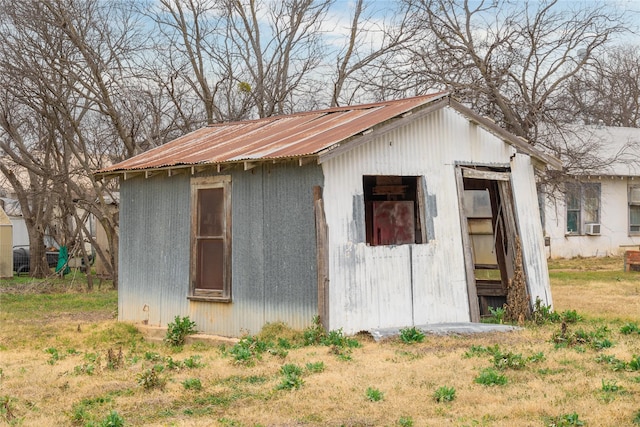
98;93;560;177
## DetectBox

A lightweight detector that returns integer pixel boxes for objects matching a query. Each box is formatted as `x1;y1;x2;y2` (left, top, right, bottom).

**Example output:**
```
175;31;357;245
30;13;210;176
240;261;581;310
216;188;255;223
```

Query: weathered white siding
545;177;640;258
322;108;526;333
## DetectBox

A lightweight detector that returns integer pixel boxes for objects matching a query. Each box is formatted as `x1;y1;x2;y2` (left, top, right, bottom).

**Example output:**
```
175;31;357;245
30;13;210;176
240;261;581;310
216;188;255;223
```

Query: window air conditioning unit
585;223;601;235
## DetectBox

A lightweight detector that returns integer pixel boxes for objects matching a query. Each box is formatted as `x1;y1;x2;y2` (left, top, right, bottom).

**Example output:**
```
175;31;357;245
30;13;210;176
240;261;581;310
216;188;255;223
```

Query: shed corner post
313;185;330;330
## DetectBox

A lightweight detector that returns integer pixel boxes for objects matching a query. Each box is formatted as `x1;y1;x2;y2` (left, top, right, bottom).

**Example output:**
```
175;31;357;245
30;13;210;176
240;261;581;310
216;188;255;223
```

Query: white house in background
0;197;28;248
544;126;640;259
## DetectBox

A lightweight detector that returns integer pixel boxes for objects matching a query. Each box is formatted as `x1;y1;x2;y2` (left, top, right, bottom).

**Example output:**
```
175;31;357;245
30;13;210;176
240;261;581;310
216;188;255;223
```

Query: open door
456;166;519;321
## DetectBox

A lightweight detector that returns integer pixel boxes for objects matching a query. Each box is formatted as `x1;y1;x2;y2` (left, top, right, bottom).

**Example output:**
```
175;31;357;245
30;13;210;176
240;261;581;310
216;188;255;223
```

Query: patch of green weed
474;368;507;386
399;327;425;343
433;386;456;402
365;387;384;402
165;316;197;347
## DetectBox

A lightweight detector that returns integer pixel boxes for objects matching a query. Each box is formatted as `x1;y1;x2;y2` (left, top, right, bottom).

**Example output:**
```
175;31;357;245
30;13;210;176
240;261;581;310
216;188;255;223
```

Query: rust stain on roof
98;93;448;174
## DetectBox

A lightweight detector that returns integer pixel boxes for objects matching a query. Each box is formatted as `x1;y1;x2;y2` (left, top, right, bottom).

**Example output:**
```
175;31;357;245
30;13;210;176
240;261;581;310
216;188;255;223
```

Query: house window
630;185;640;235
190;176;231;301
363;175;426;245
565;182;600;234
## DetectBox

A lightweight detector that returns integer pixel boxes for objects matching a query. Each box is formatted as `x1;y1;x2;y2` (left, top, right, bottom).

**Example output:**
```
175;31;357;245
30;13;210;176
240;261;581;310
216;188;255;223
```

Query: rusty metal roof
97;92;562;176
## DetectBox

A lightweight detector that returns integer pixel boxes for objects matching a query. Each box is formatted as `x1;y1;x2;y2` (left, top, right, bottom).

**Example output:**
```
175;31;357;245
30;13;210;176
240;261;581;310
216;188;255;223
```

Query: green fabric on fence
56;245;70;275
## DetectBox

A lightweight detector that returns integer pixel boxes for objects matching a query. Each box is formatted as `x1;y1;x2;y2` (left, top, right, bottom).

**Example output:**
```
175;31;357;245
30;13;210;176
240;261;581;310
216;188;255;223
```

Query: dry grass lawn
0;257;639;426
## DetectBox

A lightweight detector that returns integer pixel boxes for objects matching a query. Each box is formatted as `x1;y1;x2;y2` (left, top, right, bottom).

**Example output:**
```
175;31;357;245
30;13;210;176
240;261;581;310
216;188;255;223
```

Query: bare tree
0;0;154;284
564;45;640;128
329;0;417;107
224;0;332;117
396;0;629;147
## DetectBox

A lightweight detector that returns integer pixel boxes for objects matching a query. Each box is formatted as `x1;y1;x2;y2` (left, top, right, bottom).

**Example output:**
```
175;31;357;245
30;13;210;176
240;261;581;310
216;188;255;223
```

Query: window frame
189;176;232;302
565;181;601;235
362;175;427;246
630;185;640;235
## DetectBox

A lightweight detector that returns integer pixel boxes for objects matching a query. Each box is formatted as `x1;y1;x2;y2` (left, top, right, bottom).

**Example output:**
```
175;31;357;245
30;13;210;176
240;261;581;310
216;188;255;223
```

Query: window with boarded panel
190;176;231;301
363;175;427;246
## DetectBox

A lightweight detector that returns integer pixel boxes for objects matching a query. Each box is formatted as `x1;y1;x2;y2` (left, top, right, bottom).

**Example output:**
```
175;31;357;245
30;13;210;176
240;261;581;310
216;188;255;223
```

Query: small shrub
137;366;166;390
365;387;384;402
632;409;640;425
165;316;197;346
399;327;425;343
433;386;456;402
398;416;414;427
629;355;640;371
474;368;507;386
182;378;202;391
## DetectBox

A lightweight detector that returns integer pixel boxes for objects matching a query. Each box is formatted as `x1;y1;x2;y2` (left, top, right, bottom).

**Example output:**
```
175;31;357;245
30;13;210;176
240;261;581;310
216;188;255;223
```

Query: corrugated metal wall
119;174;191;327
322;107;524;333
119;162;322;337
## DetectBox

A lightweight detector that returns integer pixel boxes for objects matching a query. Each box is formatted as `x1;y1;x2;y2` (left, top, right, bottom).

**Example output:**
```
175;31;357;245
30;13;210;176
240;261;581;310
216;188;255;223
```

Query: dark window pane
198;188;224;237
631;205;640;226
567;211;579;233
565;183;580;211
197;239;224;290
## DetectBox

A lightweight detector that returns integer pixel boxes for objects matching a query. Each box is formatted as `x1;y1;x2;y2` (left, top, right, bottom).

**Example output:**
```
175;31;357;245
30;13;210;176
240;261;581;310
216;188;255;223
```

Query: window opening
363;175;425;246
191;176;231;301
630;185;640;234
565;182;600;235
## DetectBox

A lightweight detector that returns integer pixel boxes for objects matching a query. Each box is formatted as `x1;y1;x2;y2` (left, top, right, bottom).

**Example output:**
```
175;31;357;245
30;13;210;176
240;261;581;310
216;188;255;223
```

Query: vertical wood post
313;186;329;329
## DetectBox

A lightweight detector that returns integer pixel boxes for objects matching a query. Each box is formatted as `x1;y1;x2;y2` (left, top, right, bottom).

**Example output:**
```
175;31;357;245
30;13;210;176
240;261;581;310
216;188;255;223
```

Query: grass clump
227;335;269;366
305;361;325;373
620;322;640;335
365;387;384;402
474;368;507;386
275;364;304;391
399;327;425;343
182;378;203;391
433;385;456;402
397;416;414;426
164;316;197;347
546;412;585;426
93;410;125;427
